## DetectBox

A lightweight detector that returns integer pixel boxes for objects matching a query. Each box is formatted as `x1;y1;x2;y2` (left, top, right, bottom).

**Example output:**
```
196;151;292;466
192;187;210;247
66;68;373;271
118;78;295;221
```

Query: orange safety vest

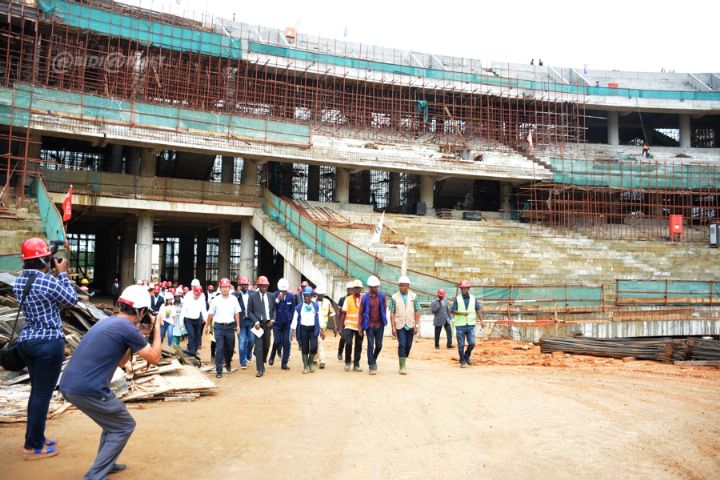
344;295;361;330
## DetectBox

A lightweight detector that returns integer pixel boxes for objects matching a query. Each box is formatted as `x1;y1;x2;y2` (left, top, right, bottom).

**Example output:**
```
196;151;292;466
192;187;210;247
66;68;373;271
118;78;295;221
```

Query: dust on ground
1;336;719;480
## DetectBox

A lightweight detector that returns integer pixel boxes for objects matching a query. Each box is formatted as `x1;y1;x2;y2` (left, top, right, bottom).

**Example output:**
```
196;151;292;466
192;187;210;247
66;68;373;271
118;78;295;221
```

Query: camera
47;240;65;269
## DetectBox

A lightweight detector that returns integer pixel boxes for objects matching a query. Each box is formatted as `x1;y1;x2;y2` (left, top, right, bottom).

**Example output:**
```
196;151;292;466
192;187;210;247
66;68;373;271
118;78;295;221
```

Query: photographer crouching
11;238;77;460
59;284;163;479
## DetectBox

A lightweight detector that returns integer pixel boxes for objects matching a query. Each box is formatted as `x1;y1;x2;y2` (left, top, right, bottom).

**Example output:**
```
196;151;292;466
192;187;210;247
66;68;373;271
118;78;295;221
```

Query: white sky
120;0;719;73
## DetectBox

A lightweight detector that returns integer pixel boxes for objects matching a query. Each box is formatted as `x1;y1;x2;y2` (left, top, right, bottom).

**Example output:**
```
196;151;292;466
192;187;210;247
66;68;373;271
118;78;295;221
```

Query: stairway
0;198;45;256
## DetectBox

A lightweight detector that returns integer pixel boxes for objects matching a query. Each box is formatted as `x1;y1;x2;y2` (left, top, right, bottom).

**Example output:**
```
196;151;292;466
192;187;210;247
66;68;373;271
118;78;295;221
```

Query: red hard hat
219;278;231;287
437;289;445;298
459;281;470;288
153;286;161;293
256;276;269;286
21;237;52;260
238;276;250;285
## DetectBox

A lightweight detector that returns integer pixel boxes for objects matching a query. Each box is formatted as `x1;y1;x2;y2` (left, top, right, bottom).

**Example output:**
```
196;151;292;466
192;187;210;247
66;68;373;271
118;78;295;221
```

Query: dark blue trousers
397;328;415;358
271;323;291;367
213;323;236;375
366;326;384;367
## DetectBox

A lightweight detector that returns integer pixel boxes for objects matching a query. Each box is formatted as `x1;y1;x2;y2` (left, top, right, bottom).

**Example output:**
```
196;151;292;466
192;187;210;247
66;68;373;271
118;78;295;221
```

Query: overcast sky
120;0;718;73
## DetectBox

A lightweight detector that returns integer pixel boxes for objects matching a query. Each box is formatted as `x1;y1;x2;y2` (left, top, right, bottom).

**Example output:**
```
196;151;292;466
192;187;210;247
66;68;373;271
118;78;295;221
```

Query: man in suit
246;275;275;377
233;275;253;369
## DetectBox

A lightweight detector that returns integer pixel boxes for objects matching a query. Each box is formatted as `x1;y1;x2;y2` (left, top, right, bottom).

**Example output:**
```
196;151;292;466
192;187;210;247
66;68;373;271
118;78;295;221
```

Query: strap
9;272;39;342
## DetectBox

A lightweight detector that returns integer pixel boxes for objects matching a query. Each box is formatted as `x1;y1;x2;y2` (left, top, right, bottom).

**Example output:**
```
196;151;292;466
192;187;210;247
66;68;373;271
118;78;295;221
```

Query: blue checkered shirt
14;269;78;342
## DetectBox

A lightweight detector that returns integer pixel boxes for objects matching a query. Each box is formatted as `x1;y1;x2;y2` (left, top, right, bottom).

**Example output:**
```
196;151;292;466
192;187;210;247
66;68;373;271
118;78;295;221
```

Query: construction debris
539;336;720;363
0;274;216;423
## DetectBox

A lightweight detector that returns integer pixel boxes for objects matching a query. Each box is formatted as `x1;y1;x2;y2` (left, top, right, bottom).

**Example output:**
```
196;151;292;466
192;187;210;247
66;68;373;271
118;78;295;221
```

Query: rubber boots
302;354;310;374
399;357;407;375
308;353;316;373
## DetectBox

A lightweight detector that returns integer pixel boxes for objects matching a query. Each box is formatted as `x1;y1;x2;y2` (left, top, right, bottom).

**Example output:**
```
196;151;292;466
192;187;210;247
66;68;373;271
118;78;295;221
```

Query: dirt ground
1;335;719;480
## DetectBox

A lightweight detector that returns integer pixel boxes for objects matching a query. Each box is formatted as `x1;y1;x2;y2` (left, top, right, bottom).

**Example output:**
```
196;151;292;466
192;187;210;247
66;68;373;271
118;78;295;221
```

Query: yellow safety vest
453;294;478;327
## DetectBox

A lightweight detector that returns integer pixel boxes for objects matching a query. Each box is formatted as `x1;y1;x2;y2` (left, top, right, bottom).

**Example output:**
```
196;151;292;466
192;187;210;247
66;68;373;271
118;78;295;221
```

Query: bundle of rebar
539;336;720;363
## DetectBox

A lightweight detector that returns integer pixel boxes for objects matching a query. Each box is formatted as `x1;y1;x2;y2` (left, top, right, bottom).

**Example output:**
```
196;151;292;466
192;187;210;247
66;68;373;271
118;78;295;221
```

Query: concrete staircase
328;211;719;295
0;198;45;256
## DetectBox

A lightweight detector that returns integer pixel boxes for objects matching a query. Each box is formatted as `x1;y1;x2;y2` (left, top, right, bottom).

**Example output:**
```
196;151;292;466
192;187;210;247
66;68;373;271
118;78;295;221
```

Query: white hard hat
346;281;355;290
118;285;152;310
315;285;326;295
164;292;174;301
367;275;380;287
398;275;411;285
277;278;289;291
190;278;201;287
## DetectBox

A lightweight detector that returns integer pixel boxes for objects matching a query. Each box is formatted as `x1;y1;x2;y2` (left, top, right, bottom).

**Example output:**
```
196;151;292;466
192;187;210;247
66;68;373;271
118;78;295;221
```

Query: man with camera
12;238;77;460
59;284;163;479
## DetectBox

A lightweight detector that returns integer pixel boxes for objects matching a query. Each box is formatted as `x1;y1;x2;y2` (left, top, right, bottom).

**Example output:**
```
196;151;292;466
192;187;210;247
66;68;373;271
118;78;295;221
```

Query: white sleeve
291;310;299;330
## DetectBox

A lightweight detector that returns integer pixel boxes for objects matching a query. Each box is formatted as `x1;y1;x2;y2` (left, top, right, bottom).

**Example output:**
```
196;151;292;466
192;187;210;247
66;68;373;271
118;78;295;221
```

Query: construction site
0;0;719;478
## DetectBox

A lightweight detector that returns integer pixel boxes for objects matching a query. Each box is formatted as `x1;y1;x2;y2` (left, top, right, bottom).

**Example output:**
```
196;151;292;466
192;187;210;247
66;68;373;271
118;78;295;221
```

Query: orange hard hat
21;238;52;260
437;289;445;298
459;280;470;288
219;278;231;287
256;276;269;286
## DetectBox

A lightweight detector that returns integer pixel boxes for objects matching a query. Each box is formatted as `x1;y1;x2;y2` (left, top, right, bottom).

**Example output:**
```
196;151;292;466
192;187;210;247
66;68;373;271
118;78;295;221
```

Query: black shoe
268;357;274;366
447;345;453;349
109;463;127;474
337;353;342;361
466;359;473;366
435;345;440;349
256;371;264;377
225;365;231;373
281;365;290;370
216;373;222;378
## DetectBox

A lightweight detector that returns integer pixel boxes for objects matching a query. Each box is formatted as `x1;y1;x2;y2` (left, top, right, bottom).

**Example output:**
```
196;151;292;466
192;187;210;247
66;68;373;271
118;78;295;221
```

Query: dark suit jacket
247;290;276;325
233;290;252;325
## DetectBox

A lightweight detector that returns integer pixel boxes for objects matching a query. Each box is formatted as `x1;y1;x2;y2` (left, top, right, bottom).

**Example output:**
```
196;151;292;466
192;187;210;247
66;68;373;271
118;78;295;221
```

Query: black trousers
299;325;319;355
435;323;453;347
254;324;272;373
343;328;362;366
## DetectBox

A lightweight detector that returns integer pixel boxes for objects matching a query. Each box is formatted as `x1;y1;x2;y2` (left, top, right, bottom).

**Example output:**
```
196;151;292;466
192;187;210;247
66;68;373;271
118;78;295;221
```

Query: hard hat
315;285;327;295
352;279;363;289
398;275;410;285
153;285;161;293
302;286;314;296
164;292;174;301
346;281;355;290
367;275;380;287
80;278;89;285
20;238;52;260
219;278;232;287
238;276;250;285
459;280;470;288
437;289;445;298
256;276;270;286
190;278;201;287
118;285;151;310
277;278;289;291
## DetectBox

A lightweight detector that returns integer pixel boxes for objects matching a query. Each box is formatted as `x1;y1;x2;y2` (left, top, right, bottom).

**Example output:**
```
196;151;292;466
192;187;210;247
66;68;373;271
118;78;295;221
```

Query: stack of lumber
539;335;720;363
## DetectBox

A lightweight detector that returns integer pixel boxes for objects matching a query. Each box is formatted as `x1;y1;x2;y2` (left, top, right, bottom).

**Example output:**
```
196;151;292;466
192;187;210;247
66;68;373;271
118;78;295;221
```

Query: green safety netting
617;280;720;303
37;0;243;59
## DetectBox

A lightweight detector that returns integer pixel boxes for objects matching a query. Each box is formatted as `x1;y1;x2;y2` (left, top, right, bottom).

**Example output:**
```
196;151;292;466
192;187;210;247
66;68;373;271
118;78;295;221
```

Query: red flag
62;185;72;222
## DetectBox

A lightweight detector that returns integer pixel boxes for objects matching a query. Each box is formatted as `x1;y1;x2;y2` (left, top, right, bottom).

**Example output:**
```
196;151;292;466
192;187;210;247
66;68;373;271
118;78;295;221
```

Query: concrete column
124;147;141;175
120;218;136;289
240;218;255;281
94;228;118;293
500;182;513;220
196;230;207;283
607;110;619;146
389;172;401;208
139;149;156;177
420;175;434;212
336;168;350;203
135;211;153;283
218;221;231;280
221;156;235;184
283;260;302;290
178;234;195;284
109;144;123;173
242;158;258;186
307;165;320;201
158;242;166;281
679;114;691;148
27;134;42;163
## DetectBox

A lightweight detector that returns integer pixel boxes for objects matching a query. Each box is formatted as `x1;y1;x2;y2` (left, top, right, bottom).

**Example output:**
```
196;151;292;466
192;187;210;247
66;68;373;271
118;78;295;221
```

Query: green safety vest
453;294;477;327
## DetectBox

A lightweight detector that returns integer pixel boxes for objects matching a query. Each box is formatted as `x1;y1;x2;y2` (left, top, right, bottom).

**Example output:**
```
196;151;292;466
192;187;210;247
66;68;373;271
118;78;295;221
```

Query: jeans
270;323;291;367
184;317;202;355
397;328;415;358
456;325;476;363
213;323;236;375
366;326;384;367
343;328;362;366
298;325;318;355
338;335;346;357
434;323;453;347
62;391;136;480
237;324;254;367
254;324;272;373
17;338;65;450
160;321;174;347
